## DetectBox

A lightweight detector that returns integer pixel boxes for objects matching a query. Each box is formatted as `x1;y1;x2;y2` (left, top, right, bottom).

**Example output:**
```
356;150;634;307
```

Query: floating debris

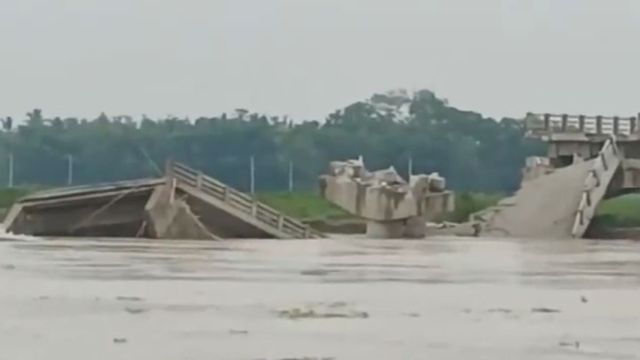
558;340;580;349
116;296;143;302
300;269;330;276
112;337;128;344
124;307;147;315
488;308;512;314
531;307;561;313
277;307;369;320
281;358;335;360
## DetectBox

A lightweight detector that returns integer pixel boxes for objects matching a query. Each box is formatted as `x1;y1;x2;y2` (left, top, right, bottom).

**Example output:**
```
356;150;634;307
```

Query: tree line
0;90;545;193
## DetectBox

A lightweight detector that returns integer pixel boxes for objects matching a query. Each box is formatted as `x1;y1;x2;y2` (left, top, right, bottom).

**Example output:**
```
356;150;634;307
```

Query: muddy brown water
1;236;640;359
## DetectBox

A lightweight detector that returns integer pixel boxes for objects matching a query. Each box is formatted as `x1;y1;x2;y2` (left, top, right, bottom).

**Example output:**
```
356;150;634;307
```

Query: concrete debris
124;307;148;315
531;307;561;313
277;307;369;320
320;157;454;239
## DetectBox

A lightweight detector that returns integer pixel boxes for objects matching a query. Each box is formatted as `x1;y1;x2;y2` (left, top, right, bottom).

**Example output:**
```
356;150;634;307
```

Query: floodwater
1;236;640;360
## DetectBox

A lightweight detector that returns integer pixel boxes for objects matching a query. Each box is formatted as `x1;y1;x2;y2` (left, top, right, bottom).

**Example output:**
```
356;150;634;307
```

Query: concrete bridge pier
319;158;454;239
366;219;407;239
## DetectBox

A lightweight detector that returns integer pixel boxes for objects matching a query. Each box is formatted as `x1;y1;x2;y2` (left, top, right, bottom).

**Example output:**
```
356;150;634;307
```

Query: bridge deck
480;137;623;239
4;163;323;240
526;113;640;139
170;162;323;239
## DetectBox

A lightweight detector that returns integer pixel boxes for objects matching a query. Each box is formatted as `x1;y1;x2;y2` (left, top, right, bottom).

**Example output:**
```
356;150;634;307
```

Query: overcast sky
1;0;640;121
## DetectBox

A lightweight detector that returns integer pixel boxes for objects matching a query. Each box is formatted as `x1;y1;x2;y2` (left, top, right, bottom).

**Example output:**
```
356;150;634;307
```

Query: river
1;236;639;359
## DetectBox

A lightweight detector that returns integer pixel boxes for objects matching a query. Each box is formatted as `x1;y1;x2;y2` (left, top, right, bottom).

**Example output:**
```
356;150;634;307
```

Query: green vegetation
257;192;349;221
261;191;505;224
0;88;555;225
446;192;503;223
593;195;640;228
0;89;545;193
0;187;34;209
0;187;36;219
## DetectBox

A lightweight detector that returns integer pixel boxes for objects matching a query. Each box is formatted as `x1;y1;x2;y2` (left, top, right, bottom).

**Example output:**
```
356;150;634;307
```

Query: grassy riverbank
0;188;36;219
0;188;34;208
594;195;640;228
259;191;505;223
2;187;640;229
446;192;503;223
257;192;349;221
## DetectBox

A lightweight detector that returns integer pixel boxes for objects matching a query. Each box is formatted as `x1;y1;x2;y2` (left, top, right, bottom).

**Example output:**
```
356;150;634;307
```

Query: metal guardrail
169;161;322;239
526;113;639;136
571;136;621;238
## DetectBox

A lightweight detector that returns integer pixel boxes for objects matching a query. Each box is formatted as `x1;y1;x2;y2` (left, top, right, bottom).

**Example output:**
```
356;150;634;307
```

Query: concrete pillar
544;114;550;131
404;216;427;238
366;220;405;239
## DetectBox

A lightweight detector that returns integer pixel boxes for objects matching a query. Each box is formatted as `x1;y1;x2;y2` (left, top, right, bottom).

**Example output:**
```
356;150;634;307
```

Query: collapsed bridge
476;113;640;239
4;161;323;240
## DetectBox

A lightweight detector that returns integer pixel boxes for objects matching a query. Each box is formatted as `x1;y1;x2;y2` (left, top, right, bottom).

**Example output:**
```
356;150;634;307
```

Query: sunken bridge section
4;162;323;240
476;113;640;239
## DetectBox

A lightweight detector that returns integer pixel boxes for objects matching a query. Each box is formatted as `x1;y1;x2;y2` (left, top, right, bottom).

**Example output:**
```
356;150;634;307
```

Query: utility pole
67;154;74;186
8;152;13;188
249;155;255;195
288;161;294;193
408;155;413;179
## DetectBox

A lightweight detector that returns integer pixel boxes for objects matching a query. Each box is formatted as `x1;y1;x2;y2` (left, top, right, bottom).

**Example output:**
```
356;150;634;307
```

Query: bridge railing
168;161;322;239
525;113;639;136
571;136;621;238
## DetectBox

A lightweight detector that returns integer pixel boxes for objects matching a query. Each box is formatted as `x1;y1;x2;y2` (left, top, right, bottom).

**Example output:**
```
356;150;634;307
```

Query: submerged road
1;236;640;359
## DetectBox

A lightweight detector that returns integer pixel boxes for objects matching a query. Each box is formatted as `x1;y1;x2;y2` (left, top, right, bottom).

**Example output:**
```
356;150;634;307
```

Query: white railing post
196;171;203;189
277;215;284;231
589;169;600;187
223;186;230;203
584;190;591;206
600;152;608;171
251;200;258;217
165;159;174;179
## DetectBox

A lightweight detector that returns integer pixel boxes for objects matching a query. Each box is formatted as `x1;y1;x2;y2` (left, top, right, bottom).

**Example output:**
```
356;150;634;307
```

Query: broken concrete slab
4;162;323;240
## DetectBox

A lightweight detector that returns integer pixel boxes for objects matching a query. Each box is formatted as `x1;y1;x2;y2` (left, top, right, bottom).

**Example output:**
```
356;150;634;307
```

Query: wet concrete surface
1;236;640;359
